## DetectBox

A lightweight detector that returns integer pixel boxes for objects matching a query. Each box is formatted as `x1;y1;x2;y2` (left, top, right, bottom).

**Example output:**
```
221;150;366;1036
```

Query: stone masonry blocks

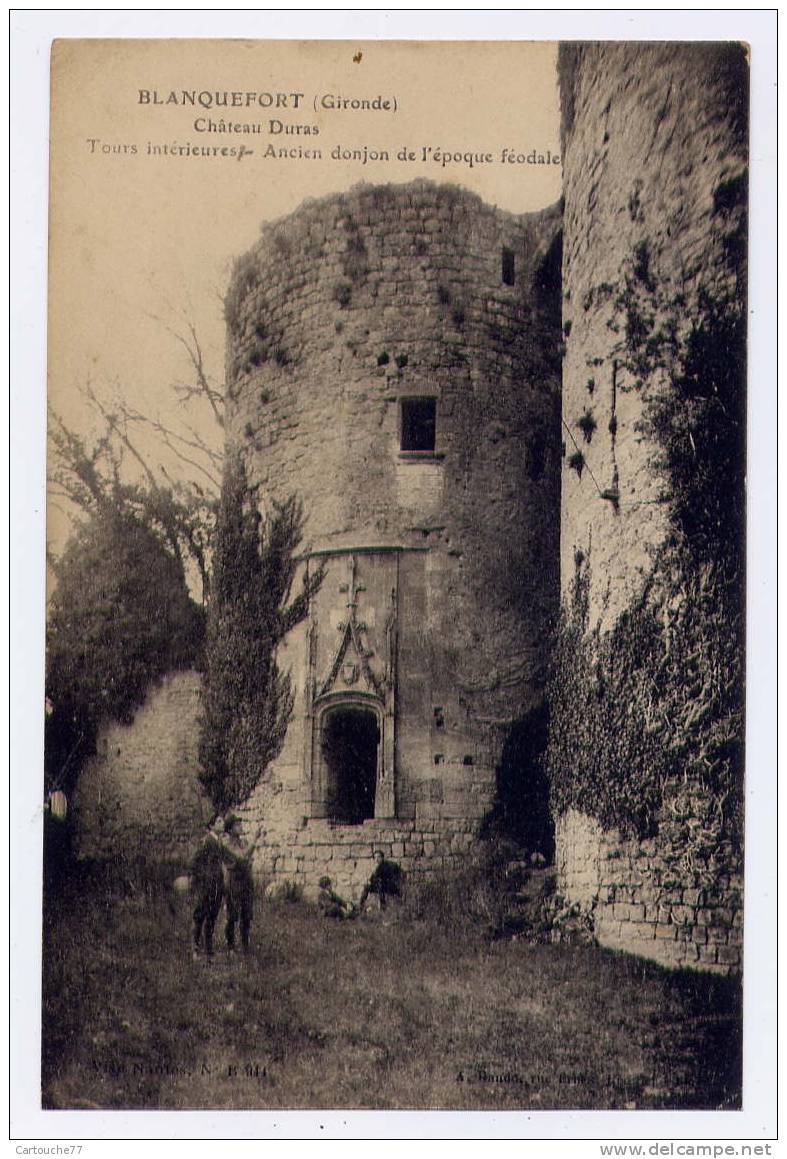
559;43;748;631
223;179;563;862
555;42;747;975
556;810;742;975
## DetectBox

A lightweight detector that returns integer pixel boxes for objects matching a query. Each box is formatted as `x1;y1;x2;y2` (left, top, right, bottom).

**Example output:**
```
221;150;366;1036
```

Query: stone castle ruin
72;43;747;973
219;182;562;898
553;43;747;973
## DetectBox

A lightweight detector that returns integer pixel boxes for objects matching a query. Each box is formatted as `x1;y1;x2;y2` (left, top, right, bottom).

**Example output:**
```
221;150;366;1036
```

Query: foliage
548;896;596;945
567;450;585;477
403;863;501;933
45;509;204;793
546;562;669;839
546;540;744;855
270;880;305;905
643;296;746;563
198;452;324;815
45;321;220;819
224;249;260;331
607;232;746;547
554;269;747;851
547;202;746;859
576;409;597;443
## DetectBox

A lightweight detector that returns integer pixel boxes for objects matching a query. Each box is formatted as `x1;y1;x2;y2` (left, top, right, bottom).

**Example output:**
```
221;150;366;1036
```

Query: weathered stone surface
556;810;743;975
222;181;563;887
72;670;210;861
554;44;747;975
559;42;748;630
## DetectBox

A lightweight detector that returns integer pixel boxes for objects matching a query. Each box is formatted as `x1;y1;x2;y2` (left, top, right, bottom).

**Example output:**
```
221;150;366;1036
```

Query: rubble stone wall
556;809;743;974
554;43;748;974
72;670;210;862
251;817;479;902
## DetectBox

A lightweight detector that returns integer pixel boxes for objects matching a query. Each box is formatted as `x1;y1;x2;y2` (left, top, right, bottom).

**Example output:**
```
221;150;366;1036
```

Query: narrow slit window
401;397;436;452
502;247;516;286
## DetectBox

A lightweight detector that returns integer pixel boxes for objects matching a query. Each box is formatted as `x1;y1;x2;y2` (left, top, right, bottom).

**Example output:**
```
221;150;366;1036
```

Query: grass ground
41;863;741;1111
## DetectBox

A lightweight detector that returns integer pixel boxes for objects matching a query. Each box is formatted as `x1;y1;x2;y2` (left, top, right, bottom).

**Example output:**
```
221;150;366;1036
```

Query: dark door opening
322;706;379;824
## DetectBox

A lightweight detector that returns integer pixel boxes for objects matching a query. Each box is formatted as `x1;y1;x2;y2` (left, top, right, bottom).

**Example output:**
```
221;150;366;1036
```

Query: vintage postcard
10;14;777;1145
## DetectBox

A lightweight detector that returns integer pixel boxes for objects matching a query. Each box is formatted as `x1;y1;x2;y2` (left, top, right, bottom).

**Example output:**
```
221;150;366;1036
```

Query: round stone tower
555;44;747;972
224;180;562;896
559;42;748;630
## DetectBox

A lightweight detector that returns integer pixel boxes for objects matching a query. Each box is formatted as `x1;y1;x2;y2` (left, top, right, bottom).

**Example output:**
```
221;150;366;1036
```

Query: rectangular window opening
502;247;516;286
400;397;437;452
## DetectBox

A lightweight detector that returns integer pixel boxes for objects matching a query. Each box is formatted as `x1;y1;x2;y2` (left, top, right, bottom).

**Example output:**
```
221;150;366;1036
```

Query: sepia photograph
9;13;777;1141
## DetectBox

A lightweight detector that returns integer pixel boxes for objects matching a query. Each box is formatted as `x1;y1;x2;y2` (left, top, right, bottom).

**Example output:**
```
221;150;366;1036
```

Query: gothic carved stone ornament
317;554;387;703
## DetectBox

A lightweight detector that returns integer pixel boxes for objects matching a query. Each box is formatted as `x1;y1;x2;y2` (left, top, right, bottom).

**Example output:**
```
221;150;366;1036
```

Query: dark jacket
360;858;403;907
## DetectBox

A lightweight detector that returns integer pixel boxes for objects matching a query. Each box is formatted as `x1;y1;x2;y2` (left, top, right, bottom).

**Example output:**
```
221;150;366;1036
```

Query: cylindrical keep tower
224;181;562;896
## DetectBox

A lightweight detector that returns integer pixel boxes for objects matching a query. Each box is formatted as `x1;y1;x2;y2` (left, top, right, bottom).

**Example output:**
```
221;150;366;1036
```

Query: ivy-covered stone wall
552;42;748;974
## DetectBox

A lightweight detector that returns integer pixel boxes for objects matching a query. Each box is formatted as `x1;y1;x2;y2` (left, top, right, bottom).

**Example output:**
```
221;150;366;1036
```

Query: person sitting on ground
359;850;404;913
318;875;357;920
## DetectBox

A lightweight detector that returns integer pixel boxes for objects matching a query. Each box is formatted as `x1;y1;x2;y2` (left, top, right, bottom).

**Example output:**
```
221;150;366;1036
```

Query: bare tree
48;321;224;603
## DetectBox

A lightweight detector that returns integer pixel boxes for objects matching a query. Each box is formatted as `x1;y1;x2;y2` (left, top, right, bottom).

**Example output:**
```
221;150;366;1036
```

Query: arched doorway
320;704;380;824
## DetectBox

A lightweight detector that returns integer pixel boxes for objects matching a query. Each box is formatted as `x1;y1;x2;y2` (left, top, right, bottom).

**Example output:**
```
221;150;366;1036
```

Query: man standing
221;814;255;953
190;823;225;958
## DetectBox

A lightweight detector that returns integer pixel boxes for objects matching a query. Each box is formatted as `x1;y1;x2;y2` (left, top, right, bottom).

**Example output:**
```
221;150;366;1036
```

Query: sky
47;38;562;553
